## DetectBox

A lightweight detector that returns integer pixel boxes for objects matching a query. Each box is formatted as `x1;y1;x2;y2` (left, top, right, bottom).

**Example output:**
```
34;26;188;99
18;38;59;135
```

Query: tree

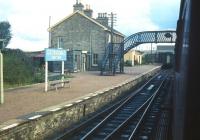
0;21;12;49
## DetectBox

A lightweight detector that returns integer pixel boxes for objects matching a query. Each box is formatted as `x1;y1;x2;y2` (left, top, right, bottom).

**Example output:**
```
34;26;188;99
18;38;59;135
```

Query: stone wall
0;67;160;140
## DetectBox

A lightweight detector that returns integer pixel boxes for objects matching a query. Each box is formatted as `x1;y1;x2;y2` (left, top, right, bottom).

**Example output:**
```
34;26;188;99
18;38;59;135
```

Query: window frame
92;53;98;66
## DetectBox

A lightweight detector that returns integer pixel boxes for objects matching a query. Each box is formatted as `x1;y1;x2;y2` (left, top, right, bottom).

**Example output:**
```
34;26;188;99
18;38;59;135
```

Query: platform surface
0;65;159;124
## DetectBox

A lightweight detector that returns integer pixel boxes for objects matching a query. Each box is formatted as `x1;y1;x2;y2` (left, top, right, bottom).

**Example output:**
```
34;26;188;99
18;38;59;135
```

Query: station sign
45;48;66;61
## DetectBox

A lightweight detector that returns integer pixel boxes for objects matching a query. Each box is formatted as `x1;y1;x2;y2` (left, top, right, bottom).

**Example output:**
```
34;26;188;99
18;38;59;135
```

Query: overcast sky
0;0;180;52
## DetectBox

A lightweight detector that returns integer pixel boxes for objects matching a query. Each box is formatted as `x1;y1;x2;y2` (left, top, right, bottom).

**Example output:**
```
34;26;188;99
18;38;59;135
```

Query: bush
33;68;45;83
124;60;132;66
2;49;35;85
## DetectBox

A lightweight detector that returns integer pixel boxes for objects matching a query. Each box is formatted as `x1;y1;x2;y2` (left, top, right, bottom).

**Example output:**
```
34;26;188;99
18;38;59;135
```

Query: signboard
45;48;66;61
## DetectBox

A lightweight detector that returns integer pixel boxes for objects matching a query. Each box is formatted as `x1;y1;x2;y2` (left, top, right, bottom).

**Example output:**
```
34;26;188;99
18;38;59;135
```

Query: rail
81;71;168;139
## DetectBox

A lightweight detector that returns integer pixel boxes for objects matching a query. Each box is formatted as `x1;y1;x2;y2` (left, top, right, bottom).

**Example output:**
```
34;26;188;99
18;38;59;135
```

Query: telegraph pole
0;39;5;104
108;12;116;75
48;16;51;48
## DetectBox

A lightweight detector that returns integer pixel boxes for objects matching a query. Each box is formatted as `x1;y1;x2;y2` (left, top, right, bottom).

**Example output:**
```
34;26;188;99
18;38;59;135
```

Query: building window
57;37;64;48
75;54;78;62
93;54;98;66
108;34;111;43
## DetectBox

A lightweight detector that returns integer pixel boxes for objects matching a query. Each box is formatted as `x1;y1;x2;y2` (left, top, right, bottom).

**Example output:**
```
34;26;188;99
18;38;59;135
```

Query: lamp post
0;39;5;104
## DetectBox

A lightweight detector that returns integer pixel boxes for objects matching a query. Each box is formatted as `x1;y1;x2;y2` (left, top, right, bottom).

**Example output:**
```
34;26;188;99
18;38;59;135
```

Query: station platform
0;65;160;124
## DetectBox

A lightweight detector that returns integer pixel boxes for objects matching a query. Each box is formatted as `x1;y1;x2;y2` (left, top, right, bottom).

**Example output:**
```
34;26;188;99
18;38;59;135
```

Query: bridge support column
120;44;124;73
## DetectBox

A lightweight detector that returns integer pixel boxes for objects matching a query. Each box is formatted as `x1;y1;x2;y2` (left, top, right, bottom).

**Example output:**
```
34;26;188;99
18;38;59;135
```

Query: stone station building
48;1;124;72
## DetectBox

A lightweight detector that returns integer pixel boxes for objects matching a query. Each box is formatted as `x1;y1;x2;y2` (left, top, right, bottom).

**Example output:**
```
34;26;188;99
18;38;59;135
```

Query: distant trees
0;21;12;49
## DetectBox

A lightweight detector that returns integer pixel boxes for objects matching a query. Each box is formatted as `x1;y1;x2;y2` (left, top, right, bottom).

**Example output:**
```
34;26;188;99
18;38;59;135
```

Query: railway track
128;76;171;140
56;70;171;140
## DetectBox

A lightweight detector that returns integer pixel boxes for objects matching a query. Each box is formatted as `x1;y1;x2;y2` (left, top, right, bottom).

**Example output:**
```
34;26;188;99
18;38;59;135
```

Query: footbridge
101;30;176;75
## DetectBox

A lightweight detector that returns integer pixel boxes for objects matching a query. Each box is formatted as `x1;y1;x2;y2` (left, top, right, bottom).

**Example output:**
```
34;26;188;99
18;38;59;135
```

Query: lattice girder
123;30;176;53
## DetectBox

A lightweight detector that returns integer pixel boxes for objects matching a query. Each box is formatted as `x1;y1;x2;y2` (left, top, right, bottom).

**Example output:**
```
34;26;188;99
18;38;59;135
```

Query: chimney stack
83;4;93;17
96;13;108;26
73;0;84;12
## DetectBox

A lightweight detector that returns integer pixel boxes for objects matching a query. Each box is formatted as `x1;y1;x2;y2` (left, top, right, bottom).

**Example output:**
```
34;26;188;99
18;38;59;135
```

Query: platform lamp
0;39;5;104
